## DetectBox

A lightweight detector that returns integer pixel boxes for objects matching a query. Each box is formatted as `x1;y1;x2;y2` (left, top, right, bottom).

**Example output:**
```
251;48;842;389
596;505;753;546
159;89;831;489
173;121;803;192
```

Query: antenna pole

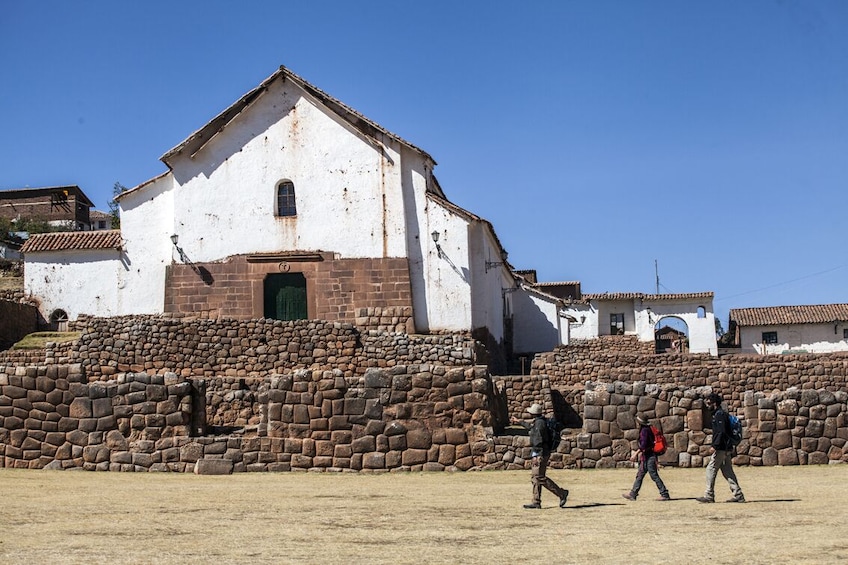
655;260;659;294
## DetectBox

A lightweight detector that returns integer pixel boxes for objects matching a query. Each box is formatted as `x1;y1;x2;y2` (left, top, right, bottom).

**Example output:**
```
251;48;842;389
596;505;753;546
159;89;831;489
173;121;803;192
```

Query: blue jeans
630;454;669;498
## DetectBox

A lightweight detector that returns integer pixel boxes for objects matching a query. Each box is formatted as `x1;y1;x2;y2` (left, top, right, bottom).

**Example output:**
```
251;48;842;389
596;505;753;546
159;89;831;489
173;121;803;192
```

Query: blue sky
2;1;847;328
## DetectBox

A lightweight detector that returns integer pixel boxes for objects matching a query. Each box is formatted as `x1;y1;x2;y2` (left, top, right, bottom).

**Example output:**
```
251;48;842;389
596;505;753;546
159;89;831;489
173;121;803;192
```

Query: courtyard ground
0;465;844;564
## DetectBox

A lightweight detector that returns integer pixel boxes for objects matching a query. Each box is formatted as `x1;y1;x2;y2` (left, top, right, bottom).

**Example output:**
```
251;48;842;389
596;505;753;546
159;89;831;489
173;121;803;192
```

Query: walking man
622;415;670;501
513;403;569;509
697;393;745;503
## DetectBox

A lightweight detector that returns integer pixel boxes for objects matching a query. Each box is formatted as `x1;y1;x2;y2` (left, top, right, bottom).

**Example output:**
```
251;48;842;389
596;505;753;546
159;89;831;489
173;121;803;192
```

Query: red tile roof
582;292;714;301
730;304;848;326
20;230;122;253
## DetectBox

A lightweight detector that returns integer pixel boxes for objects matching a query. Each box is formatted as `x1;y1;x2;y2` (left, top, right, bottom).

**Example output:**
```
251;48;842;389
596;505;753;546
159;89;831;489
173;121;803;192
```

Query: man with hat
696;392;745;503
622;414;670;501
512;403;569;509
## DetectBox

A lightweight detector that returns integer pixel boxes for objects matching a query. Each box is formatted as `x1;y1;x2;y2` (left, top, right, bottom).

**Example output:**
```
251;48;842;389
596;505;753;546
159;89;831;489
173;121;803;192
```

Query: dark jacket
528;417;550;455
711;407;733;451
638;424;655;456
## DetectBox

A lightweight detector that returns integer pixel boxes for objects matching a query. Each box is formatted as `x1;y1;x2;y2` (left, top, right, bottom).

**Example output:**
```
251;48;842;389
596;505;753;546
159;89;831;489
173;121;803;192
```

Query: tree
108;182;127;229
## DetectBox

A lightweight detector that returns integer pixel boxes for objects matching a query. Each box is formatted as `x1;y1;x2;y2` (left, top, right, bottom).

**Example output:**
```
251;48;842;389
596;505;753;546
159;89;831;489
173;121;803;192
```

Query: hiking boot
559;490;569;508
621;493;636;501
657;495;671;501
523;502;541;509
695;496;715;503
726;496;746;503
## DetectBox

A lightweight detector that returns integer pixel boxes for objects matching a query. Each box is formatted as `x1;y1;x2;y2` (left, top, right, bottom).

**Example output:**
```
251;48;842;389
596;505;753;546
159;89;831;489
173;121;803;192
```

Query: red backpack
651;425;668;455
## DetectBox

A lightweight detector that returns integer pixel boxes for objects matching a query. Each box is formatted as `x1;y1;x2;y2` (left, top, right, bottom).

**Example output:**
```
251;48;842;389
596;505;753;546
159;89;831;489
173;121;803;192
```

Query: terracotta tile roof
582;292;714;301
535;281;581;287
20;230;122;253
730;304;848;326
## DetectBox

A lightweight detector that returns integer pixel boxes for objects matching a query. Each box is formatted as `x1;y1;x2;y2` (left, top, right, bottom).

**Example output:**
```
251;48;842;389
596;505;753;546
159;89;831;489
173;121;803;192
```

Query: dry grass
0;275;23;292
11;331;80;349
0;465;845;564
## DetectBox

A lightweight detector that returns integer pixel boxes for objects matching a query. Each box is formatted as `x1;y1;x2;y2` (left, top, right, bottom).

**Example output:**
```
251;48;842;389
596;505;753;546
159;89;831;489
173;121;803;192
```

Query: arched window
276;181;297;217
697;306;706;319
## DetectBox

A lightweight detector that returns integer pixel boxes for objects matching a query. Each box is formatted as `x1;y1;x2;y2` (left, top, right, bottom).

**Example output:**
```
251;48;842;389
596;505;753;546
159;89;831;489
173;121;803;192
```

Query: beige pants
531;454;567;504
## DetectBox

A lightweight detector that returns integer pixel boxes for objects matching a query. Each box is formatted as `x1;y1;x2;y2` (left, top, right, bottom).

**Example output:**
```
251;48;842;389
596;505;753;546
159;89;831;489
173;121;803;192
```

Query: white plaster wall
562;298;718;355
419;199;473;332
24;250;122;319
512;288;562;353
594;300;636;336
163;78;415;263
641;298;717;355
117;174;175;315
468;222;508;342
562;304;598;340
740;324;848;354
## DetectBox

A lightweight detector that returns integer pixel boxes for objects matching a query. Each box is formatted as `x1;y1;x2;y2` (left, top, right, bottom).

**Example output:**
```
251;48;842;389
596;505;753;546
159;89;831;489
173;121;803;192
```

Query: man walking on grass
513;403;569;509
697;393;745;503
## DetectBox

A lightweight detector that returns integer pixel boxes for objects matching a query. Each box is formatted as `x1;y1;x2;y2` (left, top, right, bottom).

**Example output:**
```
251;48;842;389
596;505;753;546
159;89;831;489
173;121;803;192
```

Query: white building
730;304;848;354
21;65;563;369
562;292;718;355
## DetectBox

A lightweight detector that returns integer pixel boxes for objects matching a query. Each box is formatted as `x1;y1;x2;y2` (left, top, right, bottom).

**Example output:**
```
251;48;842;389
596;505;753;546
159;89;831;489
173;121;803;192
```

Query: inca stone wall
0;363;494;472
533;342;848;407
62;315;476;380
503;381;848;470
2;316;848;472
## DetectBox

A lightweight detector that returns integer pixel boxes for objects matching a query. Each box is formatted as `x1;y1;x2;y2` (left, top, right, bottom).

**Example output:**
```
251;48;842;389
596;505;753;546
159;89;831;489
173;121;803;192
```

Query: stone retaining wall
65;316;476;380
491;381;848;471
0;363;496;472
533;344;848;407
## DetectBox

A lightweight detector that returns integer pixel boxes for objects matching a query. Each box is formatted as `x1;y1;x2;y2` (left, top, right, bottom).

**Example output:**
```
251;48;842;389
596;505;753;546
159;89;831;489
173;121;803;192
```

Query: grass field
0;465;845;564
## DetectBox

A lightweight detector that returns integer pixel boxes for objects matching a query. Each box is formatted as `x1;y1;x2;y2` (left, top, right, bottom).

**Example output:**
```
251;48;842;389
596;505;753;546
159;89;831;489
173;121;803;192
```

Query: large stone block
194;458;234;475
69;398;92;419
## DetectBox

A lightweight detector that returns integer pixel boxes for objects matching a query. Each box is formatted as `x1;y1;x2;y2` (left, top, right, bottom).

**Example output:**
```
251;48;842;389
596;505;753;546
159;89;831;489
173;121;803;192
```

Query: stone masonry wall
164;255;415;333
63;315;476;380
0;364;495;472
3;317;848;473
491;381;848;471
533;344;848;409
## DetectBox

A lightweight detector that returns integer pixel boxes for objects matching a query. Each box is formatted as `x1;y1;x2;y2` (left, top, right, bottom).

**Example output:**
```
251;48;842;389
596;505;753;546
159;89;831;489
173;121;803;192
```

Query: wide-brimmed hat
526;403;543;415
636;415;649;426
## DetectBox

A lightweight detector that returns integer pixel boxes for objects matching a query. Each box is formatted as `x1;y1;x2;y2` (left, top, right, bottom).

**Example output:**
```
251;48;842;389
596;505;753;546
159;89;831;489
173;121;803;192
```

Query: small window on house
276;181;297;217
843;329;848;340
610;313;625;335
697;306;706;318
762;331;778;344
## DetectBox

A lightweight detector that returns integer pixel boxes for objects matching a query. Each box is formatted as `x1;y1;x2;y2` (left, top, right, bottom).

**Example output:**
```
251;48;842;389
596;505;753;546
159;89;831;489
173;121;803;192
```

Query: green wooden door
264;273;307;321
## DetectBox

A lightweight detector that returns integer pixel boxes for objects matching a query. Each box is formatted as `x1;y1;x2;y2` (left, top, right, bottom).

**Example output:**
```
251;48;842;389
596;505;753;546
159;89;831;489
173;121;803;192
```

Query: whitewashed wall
419;198;473;333
512;286;563;353
640;298;717;355
740;324;848;354
468;222;510;342
118;174;175;315
24;250;123;319
563;304;597;341
161;78;415;263
562;297;718;355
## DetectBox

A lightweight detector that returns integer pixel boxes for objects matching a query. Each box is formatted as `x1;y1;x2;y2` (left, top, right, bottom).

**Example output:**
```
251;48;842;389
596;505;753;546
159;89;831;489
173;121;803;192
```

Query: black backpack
529;417;562;451
545;417;562;450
